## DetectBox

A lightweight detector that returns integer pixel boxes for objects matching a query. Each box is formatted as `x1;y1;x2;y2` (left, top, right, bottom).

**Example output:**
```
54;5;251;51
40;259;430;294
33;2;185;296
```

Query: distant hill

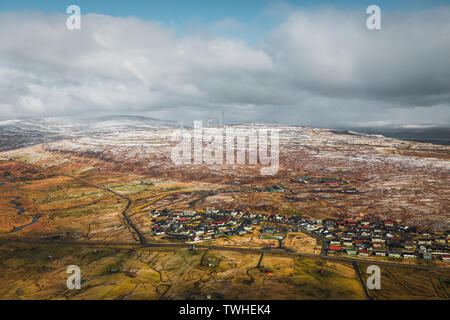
345;126;450;146
1;116;449;152
0;115;178;151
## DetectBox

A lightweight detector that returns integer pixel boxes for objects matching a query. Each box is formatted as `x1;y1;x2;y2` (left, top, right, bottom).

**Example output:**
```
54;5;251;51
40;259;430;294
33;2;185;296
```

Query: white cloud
0;9;449;127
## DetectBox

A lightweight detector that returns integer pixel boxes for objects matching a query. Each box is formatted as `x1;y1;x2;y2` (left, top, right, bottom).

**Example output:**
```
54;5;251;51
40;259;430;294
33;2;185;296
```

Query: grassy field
7;243;445;300
0;244;370;300
358;262;450;300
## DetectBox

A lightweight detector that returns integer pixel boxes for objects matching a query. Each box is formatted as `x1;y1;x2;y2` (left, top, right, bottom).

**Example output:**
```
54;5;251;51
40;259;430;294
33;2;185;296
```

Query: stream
10;196;40;232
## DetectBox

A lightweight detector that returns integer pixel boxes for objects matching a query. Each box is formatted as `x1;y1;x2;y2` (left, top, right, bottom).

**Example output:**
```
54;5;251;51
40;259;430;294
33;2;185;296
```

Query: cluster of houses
302;218;450;261
150;208;449;262
151;209;299;242
151;209;264;242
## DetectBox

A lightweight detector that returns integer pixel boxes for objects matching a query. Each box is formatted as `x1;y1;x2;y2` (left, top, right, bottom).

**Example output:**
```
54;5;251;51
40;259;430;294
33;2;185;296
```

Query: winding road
65;174;146;244
5;159;146;244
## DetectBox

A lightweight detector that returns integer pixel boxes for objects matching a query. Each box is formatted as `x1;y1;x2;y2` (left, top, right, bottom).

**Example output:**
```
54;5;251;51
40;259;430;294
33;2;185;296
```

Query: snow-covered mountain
0;115;178;151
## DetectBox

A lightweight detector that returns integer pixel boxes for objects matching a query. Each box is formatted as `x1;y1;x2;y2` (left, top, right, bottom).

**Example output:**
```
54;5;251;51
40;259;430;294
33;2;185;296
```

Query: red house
384;221;394;227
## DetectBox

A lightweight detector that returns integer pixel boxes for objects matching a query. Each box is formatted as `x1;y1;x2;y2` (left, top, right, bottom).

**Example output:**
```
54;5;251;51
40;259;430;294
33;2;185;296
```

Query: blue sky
1;0;449;25
2;0;449;42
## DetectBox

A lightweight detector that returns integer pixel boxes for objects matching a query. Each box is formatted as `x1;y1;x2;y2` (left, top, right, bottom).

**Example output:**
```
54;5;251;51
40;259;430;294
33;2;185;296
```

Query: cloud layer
0;8;449;127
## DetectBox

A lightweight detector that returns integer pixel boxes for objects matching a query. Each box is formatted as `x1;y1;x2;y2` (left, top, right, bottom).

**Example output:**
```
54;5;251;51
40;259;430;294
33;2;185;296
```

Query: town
150;207;450;262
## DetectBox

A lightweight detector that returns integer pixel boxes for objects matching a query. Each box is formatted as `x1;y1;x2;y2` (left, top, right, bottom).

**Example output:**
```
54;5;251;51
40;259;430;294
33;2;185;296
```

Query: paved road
352;261;373;300
1;238;449;273
65;174;146;244
297;225;328;257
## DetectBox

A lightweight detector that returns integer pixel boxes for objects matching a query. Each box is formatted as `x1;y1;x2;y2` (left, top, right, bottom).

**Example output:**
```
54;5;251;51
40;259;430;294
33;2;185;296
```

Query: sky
0;0;450;127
